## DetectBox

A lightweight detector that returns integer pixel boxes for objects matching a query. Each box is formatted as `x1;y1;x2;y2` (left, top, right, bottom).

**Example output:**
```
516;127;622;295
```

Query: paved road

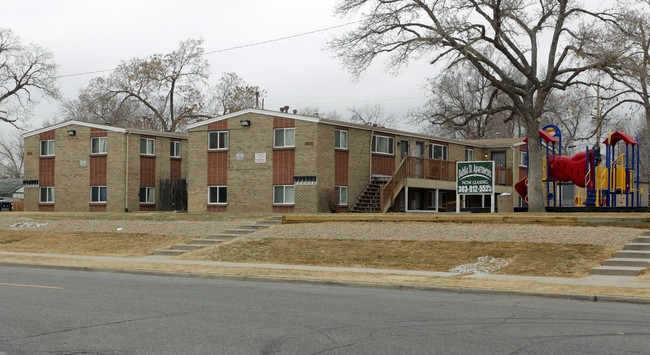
1;267;649;354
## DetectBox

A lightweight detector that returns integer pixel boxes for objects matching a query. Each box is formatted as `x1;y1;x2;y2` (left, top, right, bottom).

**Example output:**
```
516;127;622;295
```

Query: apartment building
185;108;524;213
23;121;188;212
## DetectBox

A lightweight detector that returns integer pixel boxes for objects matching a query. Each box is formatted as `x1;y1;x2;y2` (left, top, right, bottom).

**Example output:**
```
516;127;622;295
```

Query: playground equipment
514;126;644;208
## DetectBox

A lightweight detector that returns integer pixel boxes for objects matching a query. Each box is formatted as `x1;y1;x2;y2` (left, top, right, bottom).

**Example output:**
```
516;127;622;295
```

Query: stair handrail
380;154;408;213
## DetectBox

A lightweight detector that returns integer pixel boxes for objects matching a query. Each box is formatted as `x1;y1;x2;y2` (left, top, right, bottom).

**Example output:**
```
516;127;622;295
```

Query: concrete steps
590;231;650;276
151;217;282;256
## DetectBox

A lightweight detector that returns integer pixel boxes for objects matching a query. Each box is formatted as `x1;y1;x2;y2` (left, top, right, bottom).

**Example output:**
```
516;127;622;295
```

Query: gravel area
244;222;643;247
0;217;643;247
0;217;251;237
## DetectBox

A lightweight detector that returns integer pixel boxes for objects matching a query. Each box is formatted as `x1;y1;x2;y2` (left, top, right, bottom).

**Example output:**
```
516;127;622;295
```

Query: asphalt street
1;267;649;354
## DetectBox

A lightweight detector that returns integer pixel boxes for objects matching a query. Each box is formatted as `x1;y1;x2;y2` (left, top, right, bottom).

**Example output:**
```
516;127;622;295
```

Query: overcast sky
2;0;434;134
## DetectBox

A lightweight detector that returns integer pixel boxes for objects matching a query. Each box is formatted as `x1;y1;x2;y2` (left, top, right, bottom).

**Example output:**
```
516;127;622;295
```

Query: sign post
456;161;495;213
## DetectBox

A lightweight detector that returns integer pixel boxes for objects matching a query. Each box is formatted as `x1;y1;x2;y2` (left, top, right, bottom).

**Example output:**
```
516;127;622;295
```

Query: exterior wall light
240;120;251;127
67;130;76;136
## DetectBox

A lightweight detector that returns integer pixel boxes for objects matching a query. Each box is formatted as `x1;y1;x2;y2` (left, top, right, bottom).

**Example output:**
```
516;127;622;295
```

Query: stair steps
350;177;388;213
590;231;650;276
152;218;280;256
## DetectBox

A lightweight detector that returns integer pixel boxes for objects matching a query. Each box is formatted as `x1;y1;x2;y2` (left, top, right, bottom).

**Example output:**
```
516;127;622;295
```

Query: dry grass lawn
0;230;192;257
179;238;618;278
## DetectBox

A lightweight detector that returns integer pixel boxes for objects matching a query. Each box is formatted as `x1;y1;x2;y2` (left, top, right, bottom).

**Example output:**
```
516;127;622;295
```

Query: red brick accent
335;150;348;186
428;140;449;146
90;128;108;137
39;205;55;212
39;158;55;186
207;120;228;131
207;205;227;212
140;205;155;211
372;154;395;175
273;205;294;213
273;149;294;185
90;205;107;212
207;151;228;185
170;158;182;180
140;156;156;186
273;117;295;128
90;156;107;186
40;130;55;140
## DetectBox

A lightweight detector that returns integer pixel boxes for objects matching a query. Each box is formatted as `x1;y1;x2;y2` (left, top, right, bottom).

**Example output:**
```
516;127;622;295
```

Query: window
40;140;55;156
208;186;227;204
90;186;107;203
39;187;54;203
335;130;348;149
208;131;228;150
139;187;155;204
372;135;394;154
140;138;155;155
335;186;348;205
491;151;507;167
274;128;295;148
91;137;107;154
273;185;295;204
465;149;474;161
519;151;527;167
429;144;448;160
170;141;181;157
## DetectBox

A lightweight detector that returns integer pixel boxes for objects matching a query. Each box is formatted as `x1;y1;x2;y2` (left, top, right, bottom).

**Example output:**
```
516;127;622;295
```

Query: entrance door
491;151;507;167
400;140;409;159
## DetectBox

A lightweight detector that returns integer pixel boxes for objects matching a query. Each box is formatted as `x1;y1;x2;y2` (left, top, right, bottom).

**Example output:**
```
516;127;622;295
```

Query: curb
2;261;649;305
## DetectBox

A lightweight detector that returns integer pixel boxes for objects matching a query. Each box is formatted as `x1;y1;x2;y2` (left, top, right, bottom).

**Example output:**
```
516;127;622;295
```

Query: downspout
124;131;129;212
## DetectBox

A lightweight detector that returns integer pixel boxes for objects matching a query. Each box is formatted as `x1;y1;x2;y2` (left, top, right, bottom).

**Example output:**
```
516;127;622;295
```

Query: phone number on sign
458;185;492;193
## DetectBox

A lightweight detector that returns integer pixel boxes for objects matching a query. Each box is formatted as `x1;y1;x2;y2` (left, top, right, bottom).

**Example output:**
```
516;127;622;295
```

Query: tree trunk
525;118;546;212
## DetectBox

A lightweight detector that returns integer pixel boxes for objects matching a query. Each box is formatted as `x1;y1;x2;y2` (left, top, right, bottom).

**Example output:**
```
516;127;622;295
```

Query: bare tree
209;72;266;115
60;85;145;126
0;28;59;127
347;103;396;127
0;131;24;178
298;106;343;120
84;38;209;131
329;0;623;212
414;60;518;139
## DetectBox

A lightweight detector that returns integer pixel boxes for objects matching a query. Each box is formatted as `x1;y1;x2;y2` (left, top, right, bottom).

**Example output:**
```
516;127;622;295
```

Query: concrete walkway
1;251;648;289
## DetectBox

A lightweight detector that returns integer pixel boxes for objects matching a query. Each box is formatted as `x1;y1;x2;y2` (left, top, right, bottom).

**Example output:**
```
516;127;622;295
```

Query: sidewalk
1;251;649;304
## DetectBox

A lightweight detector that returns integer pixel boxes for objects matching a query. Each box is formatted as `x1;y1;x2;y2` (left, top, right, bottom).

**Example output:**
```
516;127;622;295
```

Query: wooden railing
380;156;514;212
380;155;408;213
495;166;513;186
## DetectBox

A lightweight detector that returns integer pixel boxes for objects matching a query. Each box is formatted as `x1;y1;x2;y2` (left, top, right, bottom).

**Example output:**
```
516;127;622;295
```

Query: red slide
515;151;595;199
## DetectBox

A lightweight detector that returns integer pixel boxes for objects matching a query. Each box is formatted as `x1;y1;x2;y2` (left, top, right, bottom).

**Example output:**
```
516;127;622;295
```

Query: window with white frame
208;131;228;150
91;137;107;154
39;187;54;203
519;151;527;167
274;128;295;148
208;186;227;204
90;186;107;203
464;149;474;161
139;187;155;203
170;141;181;157
372;135;394;154
140;138;155;155
429;144;448;160
40;140;55;156
273;185;295;204
335;186;348;205
335;130;348;149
